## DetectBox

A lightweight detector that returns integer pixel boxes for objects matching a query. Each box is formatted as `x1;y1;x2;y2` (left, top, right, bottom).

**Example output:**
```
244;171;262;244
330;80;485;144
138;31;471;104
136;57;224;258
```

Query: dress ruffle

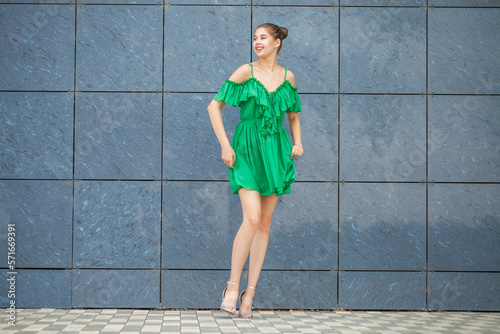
214;77;301;137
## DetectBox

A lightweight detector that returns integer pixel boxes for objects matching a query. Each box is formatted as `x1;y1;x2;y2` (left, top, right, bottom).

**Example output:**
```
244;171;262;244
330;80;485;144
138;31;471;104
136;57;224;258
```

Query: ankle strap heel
220;281;239;315
239;286;256;319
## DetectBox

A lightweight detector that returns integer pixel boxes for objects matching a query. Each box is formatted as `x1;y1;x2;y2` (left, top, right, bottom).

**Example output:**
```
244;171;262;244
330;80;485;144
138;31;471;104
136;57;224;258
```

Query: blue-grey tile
430;0;500;6
428;183;500;271
429;8;500;94
0;1;70;3
339;183;426;270
428;272;500;311
340;95;426;182
81;0;160;3
255;0;338;4
340;7;426;93
162;181;241;269
162;270;229;308
74;181;161;269
72;269;160;308
0;92;73;179
428;96;500;182
253;7;338;93
0;181;73;268
0;5;74;90
254;271;337;309
75;93;162;179
343;0;423;4
76;5;162;91
265;182;337;270
293;94;337;181
339;271;425;310
0;269;71;308
164;6;250;92
166;0;247;4
162;269;336;310
163;93;240;180
162;181;334;271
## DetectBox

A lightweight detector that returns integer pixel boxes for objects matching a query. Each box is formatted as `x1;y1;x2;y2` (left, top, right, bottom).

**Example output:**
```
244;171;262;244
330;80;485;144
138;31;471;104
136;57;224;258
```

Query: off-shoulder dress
213;63;302;196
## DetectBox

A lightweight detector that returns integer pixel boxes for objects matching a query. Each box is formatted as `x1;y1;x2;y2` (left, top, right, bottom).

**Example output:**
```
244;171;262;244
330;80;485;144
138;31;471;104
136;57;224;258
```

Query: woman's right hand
222;145;236;169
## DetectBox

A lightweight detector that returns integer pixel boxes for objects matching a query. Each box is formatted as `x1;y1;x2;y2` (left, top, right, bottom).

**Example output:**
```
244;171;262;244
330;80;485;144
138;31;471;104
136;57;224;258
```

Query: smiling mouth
255;46;263;52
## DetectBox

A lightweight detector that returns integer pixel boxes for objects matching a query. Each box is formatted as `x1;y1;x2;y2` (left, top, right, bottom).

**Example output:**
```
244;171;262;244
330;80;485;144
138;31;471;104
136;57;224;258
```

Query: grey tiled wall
0;1;499;311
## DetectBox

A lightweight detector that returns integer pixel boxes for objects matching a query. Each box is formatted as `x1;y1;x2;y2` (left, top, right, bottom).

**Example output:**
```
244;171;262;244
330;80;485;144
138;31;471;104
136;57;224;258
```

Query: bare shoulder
227;64;252;83
286;69;296;87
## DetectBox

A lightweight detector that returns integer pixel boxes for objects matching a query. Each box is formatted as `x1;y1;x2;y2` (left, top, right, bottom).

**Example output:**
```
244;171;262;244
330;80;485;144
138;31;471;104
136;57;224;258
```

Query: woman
207;23;303;318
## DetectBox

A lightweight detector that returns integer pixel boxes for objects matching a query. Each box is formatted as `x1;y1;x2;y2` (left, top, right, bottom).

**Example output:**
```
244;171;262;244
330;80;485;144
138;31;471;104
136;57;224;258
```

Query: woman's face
253;27;280;58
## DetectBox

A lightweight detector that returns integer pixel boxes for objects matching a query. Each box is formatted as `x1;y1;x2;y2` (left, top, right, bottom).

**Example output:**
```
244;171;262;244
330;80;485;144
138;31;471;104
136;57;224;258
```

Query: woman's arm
206;64;252;168
287;111;303;158
207;99;235;168
286;70;303;159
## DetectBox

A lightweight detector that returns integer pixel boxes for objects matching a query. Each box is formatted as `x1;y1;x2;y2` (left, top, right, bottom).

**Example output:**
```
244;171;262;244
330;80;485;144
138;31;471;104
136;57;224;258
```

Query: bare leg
240;193;279;312
221;188;262;311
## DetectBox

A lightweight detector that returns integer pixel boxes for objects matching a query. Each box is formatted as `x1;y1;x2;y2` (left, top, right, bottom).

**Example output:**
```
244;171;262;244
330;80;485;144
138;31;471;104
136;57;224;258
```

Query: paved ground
1;308;500;333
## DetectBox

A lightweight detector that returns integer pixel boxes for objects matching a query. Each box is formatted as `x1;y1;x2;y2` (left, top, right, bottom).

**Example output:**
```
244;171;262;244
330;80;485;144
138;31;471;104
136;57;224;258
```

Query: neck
256;54;279;72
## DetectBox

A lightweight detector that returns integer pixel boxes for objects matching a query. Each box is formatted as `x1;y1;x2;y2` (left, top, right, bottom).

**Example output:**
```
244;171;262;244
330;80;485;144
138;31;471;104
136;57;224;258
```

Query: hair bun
280;26;288;40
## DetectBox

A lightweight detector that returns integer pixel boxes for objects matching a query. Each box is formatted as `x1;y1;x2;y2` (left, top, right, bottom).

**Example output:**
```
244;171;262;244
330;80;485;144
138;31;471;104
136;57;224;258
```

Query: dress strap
248;63;254;78
284;68;287;80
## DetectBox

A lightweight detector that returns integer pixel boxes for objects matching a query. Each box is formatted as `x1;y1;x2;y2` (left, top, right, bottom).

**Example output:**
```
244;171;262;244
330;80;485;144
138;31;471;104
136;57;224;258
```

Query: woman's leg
240;194;279;311
221;188;262;309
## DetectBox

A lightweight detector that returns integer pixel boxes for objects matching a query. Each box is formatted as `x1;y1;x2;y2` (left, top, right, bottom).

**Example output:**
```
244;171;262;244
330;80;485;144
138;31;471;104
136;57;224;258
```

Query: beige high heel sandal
220;281;239;315
238;286;256;318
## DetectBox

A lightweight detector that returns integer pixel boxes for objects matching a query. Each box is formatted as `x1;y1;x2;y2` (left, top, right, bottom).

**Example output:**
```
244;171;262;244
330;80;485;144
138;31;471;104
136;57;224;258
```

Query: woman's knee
243;214;261;229
258;217;272;233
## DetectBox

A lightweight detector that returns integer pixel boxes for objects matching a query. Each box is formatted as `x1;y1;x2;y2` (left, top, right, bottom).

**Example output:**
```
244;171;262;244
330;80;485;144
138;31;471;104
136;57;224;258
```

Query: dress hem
230;185;293;196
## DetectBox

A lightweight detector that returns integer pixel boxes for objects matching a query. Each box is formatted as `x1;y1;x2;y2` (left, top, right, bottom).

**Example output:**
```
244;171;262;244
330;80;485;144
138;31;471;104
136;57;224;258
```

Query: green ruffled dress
213;63;302;196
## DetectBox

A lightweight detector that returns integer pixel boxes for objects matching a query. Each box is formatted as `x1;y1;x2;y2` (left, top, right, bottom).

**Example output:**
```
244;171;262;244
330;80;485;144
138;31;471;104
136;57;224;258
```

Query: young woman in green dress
207;23;303;318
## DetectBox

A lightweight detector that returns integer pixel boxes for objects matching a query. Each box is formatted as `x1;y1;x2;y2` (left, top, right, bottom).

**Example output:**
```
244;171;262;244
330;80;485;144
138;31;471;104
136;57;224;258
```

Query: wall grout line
70;0;79;309
250;0;253;62
3;2;497;8
8;267;499;274
158;0;166;309
3;90;498;96
336;1;341;310
1;2;498;8
1;178;499;184
425;0;429;310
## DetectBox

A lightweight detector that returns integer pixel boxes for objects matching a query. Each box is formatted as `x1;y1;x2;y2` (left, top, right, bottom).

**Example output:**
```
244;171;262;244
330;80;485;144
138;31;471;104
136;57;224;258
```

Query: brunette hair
256;23;288;53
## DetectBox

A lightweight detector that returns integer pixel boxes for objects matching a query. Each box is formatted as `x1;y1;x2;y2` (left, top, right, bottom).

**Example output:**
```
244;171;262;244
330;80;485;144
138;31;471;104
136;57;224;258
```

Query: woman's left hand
290;144;303;159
